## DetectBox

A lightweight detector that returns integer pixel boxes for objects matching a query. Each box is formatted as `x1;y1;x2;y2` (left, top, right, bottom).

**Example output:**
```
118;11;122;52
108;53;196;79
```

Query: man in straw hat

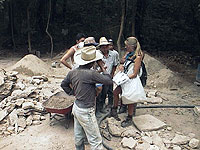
61;46;113;150
96;37;119;116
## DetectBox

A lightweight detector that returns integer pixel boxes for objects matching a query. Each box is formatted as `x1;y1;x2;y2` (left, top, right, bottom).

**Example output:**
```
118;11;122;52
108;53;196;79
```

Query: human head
98;37;110;53
84;37;98;47
108;39;114;50
124;37;141;56
75;33;86;44
74;46;103;66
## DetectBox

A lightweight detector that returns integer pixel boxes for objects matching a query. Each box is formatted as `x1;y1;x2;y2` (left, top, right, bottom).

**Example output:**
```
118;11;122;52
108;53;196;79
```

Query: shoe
109;107;120;121
121;116;133;128
119;104;127;114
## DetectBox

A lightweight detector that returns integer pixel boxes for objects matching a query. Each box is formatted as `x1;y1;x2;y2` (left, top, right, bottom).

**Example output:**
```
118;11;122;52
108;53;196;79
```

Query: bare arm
128;56;142;79
60;47;76;70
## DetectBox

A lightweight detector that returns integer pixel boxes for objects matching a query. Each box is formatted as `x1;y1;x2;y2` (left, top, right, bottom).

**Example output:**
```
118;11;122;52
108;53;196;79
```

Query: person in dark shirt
61;46;113;150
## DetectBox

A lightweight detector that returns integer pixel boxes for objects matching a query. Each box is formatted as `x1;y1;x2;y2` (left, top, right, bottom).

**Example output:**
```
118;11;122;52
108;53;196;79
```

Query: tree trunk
100;0;104;35
131;0;137;36
27;3;32;53
117;0;126;58
9;0;16;51
46;0;54;58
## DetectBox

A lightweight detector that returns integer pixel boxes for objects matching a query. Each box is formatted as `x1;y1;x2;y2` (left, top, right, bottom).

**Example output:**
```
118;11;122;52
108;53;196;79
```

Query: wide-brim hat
124;37;137;46
84;37;99;47
97;37;110;48
74;46;103;65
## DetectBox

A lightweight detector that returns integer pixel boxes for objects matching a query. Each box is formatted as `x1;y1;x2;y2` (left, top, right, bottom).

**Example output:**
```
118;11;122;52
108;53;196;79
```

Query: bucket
196;64;200;82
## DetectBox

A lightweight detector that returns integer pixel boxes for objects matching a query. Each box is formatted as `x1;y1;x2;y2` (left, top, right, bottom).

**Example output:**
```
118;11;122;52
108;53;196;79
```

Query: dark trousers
96;84;113;111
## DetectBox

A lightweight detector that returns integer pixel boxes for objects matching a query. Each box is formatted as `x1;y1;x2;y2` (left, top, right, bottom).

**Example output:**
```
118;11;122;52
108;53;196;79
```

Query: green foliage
0;0;199;55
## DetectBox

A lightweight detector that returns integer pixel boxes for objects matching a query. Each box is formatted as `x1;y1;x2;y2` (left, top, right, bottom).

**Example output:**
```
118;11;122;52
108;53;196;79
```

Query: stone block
121;137;137;149
135;142;150;150
17;117;26;128
26;115;33;126
133;114;167;132
22;102;34;109
189;138;199;149
171;134;190;145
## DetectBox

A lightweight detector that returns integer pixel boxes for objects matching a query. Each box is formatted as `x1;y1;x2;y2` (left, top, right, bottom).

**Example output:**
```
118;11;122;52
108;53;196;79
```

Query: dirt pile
43;92;75;109
10;54;54;76
144;54;185;88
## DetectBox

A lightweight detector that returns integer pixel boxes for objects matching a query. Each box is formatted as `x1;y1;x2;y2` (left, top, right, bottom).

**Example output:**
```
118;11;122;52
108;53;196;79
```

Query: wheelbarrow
43;91;75;129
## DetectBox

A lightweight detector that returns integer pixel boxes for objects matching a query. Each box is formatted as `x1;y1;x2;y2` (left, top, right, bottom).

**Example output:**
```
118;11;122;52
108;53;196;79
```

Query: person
107;39;119;108
60;33;86;69
61;46;113;150
110;37;147;128
96;37;119;115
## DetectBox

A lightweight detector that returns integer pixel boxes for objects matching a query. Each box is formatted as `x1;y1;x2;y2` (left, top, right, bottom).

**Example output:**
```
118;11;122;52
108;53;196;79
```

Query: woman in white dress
110;37;146;128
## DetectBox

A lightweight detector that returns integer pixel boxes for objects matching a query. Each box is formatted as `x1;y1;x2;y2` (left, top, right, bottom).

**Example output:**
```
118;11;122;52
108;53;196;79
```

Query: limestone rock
172;145;181;150
147;145;159;150
0;76;4;86
15;98;25;107
15;82;26;90
189;138;199;149
152;134;167;150
7;126;15;133
26;115;33;126
107;117;125;137
142;136;153;144
121;137;137;149
40;116;46;120
34;102;44;111
32;120;42;125
0;109;8;122
171;134;190;145
8;109;18;126
22;102;34;109
133;114;167;132
146;90;158;97
16;108;25;116
135;142;151;150
121;128;139;138
33;115;40;121
17;117;27;128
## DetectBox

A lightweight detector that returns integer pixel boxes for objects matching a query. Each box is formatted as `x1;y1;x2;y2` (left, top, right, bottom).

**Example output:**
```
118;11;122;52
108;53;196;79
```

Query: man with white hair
61;46;113;150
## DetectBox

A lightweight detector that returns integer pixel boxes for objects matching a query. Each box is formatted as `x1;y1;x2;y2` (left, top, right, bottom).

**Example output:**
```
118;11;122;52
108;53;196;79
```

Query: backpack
124;58;147;87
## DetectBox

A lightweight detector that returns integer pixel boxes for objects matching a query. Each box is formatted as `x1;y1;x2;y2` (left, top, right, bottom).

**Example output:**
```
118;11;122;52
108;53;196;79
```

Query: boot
121;115;133;128
109;107;120;121
118;104;127;114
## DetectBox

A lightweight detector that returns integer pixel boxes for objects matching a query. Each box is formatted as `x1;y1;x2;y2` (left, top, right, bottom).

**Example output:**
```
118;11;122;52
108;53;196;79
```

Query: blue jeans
72;102;103;150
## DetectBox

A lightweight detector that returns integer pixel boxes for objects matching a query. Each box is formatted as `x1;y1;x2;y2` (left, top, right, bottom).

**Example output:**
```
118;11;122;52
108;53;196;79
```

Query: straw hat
97;37;110;48
74;46;103;65
124;37;137;46
84;37;98;46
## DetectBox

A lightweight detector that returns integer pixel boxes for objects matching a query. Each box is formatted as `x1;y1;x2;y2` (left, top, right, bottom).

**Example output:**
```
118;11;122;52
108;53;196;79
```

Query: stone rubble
0;70;62;137
105;114;199;149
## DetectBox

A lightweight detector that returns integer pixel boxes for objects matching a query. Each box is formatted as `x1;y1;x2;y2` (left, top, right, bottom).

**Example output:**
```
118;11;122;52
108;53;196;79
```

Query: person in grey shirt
96;37;119;115
61;46;113;150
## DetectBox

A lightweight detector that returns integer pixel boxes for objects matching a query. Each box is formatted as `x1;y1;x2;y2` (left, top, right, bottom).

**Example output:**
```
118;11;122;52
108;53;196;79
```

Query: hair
76;33;86;41
127;37;142;58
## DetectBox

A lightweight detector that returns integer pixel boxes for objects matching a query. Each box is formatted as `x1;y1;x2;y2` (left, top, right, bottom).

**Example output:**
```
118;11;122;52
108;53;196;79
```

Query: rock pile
0;69;61;137
101;114;199;149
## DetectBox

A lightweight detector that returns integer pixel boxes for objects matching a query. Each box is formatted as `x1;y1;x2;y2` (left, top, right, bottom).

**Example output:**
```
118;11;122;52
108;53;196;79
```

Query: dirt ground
0;51;199;150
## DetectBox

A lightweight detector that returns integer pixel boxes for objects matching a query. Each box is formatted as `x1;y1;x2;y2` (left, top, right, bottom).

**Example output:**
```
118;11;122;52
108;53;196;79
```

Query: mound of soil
10;54;54;76
43;92;75;109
